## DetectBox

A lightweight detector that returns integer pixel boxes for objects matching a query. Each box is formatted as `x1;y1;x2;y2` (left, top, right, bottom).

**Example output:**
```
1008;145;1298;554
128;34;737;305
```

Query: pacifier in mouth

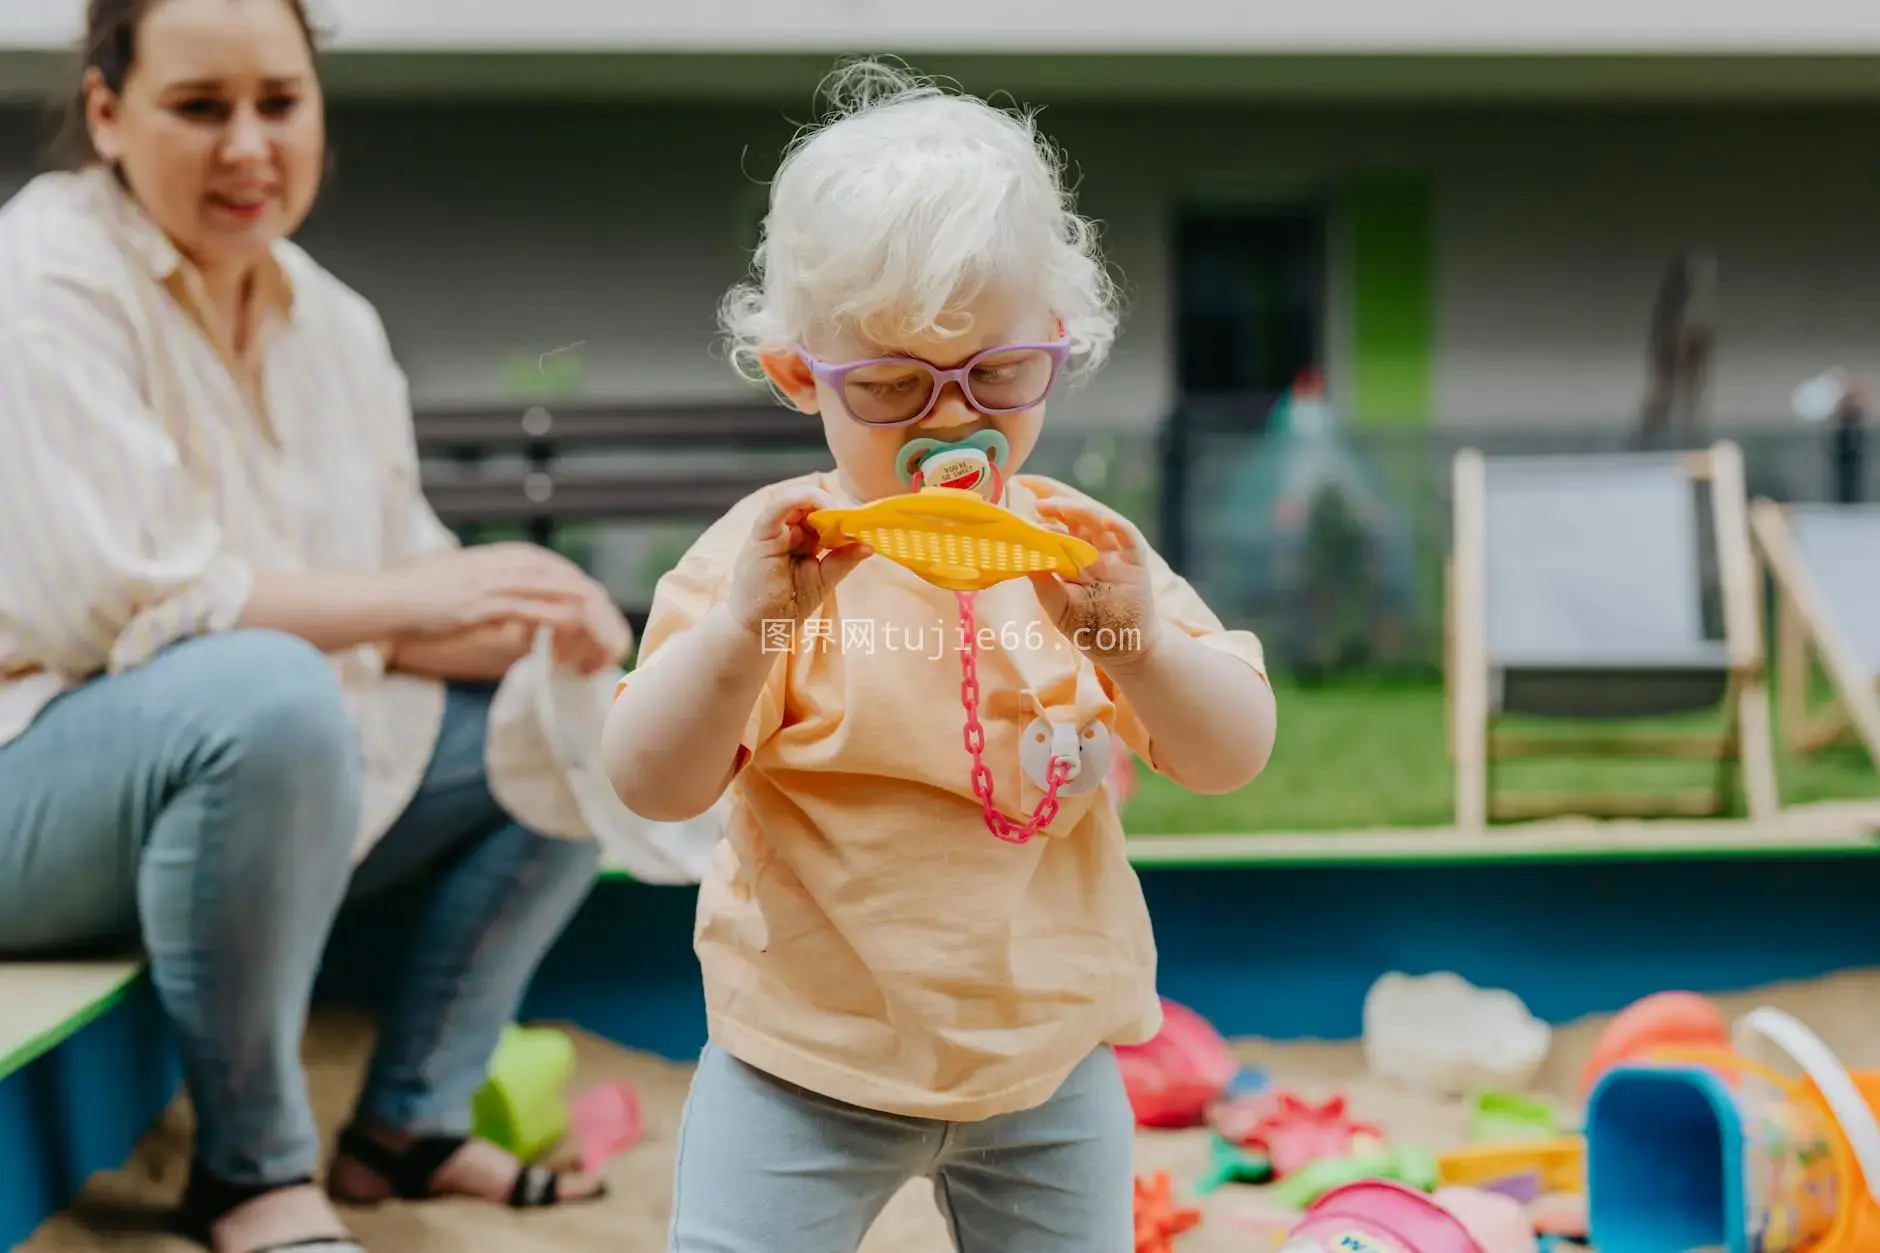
895;431;1011;502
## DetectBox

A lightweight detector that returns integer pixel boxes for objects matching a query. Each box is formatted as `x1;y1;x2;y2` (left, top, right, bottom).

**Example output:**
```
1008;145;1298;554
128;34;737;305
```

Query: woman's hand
388;620;534;680
393;543;592;634
389;544;632;676
725;489;872;637
550;579;633;675
1028;497;1161;670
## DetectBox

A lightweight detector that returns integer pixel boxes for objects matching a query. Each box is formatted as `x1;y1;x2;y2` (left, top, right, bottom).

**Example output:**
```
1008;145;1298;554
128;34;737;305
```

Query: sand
21;966;1880;1253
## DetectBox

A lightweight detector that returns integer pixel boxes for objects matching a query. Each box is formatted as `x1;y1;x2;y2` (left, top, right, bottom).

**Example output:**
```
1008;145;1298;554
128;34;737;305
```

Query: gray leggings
667;1042;1135;1252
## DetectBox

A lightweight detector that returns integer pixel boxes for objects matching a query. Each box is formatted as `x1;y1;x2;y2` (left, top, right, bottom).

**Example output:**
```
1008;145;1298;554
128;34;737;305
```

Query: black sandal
181;1164;366;1252
327;1122;606;1209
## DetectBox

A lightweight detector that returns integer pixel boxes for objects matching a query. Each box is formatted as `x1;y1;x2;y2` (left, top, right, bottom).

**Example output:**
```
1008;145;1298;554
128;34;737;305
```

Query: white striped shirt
0;165;531;858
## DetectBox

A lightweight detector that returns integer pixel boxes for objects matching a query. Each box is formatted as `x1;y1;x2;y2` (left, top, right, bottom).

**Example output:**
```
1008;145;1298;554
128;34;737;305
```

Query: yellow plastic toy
807;485;1098;593
1437;1136;1585;1194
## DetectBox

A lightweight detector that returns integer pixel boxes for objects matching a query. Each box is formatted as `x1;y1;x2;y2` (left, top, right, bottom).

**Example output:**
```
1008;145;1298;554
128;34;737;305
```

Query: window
1173;206;1325;425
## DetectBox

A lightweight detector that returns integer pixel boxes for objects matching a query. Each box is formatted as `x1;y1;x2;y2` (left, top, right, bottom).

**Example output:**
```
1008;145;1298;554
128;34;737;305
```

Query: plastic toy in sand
567;1080;643;1173
1429;1187;1539;1253
1467;1091;1561;1144
1528;1193;1587;1244
1443;1092;1579;1213
1215;1190;1306;1245
1210;1092;1274;1145
1437;1138;1583;1196
805;434;1115;846
1269;1142;1442;1211
1193;1134;1274;1195
1363;971;1551;1099
1585;1005;1880;1253
1233;1091;1387;1178
1114;997;1238;1128
1578;988;1727;1098
1226;1066;1271;1097
472;1023;576;1162
1133;1171;1202;1253
1278;1179;1509;1253
1205;1071;1276;1140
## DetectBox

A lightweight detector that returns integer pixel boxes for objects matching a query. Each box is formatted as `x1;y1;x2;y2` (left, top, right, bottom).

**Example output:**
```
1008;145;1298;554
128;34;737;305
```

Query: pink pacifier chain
903;434;1072;843
954;589;1072;844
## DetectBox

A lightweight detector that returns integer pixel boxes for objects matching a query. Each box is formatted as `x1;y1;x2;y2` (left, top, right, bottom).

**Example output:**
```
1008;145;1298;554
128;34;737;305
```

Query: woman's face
86;0;324;273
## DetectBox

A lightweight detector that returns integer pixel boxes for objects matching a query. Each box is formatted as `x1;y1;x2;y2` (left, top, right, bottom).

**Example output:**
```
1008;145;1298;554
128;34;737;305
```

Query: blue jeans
0;629;600;1186
669;1044;1135;1252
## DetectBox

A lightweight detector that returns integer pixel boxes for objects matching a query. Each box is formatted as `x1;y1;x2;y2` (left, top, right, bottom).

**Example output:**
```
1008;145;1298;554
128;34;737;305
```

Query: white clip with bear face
1019;715;1111;797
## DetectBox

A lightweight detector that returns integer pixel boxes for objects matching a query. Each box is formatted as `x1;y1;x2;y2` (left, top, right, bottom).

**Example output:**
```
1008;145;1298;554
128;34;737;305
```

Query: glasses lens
965;349;1056;411
841;362;935;424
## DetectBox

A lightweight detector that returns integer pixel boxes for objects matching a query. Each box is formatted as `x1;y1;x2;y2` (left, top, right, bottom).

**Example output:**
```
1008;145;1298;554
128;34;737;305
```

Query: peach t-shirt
619;470;1267;1121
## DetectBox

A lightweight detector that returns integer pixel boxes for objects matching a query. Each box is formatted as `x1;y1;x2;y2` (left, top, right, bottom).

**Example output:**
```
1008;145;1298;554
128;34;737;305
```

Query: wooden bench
0;955;177;1249
0;957;146;1083
413;400;830;635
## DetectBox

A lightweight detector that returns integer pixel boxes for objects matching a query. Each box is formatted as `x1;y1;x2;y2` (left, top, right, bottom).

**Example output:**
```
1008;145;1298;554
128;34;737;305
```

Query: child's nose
919;384;978;430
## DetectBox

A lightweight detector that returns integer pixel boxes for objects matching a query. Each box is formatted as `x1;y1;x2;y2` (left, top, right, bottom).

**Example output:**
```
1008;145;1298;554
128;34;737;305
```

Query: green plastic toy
471;1023;576;1163
1193;1135;1273;1195
1267;1143;1441;1210
1468;1090;1562;1143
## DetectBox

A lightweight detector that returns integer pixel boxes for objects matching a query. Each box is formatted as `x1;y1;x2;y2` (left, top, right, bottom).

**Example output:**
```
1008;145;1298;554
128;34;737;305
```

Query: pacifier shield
895;430;1012;489
920;447;996;499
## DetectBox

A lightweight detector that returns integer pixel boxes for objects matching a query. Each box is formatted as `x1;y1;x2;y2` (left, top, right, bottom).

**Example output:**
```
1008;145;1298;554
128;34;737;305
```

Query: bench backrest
1786;503;1880;678
1482;451;1728;673
412;400;832;632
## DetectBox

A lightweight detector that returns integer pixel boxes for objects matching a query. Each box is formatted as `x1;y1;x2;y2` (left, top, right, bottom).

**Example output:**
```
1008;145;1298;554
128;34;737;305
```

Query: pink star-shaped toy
1235;1092;1384;1178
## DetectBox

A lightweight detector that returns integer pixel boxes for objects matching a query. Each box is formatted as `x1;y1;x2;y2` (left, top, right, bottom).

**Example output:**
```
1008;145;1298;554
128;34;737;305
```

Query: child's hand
726;489;872;637
1028;497;1161;669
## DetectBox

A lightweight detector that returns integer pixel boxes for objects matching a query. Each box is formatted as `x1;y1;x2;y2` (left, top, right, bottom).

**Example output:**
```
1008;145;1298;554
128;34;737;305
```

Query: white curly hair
718;58;1121;384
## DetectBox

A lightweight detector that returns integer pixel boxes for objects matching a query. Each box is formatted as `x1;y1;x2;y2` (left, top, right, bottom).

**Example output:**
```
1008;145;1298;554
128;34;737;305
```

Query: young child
603;58;1277;1253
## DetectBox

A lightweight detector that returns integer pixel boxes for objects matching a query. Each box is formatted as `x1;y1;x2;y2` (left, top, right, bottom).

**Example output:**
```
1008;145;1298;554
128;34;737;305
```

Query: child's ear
760;351;821;414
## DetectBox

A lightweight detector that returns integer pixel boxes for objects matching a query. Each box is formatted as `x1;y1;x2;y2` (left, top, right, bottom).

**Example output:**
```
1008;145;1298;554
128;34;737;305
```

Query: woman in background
0;1;623;1249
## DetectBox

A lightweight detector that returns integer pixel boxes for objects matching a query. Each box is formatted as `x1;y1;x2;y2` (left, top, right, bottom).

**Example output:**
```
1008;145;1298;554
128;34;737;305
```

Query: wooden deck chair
1749;500;1880;776
1447;441;1776;831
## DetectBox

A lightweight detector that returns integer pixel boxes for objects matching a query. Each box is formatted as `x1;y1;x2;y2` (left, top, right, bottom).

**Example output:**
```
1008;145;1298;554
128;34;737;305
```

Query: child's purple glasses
794;336;1071;427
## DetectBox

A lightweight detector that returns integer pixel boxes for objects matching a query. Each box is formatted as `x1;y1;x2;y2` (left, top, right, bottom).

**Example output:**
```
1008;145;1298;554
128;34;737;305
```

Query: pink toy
1114;998;1236;1128
1281;1180;1486;1253
1429;1188;1537;1253
1240;1092;1385;1177
566;1081;643;1173
1209;1090;1284;1145
1218;1192;1305;1243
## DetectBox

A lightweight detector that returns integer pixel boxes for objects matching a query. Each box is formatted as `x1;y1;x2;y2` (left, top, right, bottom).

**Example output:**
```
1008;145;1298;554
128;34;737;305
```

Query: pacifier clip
956;589;1072;844
898;434;1074;845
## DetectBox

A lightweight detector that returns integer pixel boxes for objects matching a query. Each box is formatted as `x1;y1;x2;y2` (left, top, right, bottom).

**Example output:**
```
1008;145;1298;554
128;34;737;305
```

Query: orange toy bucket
1587;1009;1880;1253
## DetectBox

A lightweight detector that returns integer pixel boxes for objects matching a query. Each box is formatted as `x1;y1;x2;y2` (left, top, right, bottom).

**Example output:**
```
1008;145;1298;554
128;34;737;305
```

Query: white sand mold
1363;971;1552;1098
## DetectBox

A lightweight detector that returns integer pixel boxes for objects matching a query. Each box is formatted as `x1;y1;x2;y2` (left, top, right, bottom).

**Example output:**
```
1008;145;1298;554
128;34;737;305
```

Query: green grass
1122;677;1880;836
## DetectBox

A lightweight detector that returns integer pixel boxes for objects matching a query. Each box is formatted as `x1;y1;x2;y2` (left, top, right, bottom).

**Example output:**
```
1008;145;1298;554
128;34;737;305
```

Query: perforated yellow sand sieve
806;485;1099;593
